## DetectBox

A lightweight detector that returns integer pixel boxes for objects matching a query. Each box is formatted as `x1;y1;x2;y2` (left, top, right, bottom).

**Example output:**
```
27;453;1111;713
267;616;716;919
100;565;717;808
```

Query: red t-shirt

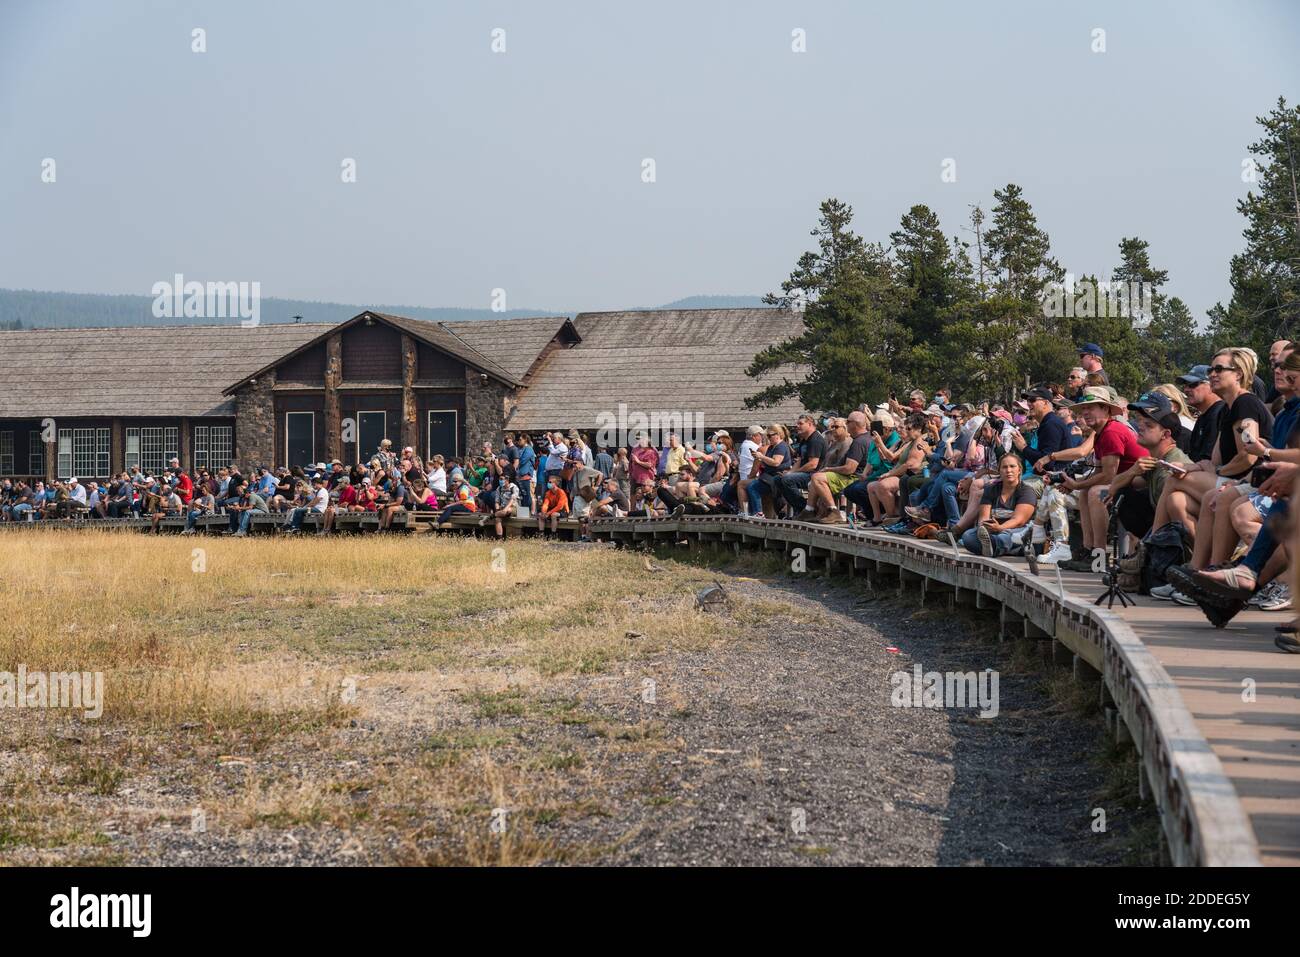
1093;419;1143;475
175;472;194;504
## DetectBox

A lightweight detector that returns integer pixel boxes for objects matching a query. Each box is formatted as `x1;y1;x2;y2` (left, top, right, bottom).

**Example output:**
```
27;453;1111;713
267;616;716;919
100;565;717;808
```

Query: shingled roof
441;316;578;381
506;309;810;431
0;323;332;418
222;311;525;393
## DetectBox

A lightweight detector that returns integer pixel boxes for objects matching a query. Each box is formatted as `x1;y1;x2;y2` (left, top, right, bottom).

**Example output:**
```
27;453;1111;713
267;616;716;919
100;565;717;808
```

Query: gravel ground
4;559;1151;866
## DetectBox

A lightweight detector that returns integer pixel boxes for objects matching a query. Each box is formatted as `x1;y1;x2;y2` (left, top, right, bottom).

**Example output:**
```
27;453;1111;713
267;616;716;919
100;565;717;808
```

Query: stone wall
235;369;276;470
464;369;513;456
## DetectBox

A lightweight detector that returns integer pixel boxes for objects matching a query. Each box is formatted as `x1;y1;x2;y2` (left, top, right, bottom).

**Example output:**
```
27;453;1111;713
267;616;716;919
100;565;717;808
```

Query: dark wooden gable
277;341;326;385
416;342;465;382
342;321;402;382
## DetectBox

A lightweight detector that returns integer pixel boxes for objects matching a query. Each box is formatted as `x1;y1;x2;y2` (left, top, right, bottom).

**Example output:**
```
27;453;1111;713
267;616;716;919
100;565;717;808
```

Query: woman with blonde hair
1154;348;1272;556
1150;383;1195;433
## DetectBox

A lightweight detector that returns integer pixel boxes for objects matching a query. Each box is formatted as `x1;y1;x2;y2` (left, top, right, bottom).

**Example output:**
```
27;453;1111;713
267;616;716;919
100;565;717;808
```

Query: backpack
1127;521;1193;594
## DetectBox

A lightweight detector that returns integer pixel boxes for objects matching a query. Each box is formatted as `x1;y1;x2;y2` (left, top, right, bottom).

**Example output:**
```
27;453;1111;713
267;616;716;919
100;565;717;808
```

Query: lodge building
0;308;807;481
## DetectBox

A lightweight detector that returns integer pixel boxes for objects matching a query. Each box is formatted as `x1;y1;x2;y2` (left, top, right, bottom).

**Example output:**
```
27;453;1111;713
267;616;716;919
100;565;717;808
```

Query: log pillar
325;332;343;462
401;333;418;451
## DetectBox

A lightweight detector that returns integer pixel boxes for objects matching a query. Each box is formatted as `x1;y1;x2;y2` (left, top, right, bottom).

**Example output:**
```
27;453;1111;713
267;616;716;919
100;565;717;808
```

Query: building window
0;431;12;474
164;427;179;468
126;428;140;471
139;427;165;474
69;428;107;478
210;426;232;470
194;425;234;471
29;431;44;476
97;427;110;477
57;429;72;479
194;426;208;470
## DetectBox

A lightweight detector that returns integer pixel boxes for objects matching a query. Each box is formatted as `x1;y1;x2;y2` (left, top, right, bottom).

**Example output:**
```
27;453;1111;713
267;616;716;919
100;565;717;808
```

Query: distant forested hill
0;289;770;329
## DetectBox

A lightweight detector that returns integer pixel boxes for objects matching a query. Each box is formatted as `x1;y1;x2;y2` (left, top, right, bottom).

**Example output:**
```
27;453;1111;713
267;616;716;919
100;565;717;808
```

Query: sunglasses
1209;364;1237;374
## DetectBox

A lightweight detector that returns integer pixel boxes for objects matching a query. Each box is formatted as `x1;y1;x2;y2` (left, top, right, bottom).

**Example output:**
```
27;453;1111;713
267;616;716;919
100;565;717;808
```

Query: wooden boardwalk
1046;564;1300;866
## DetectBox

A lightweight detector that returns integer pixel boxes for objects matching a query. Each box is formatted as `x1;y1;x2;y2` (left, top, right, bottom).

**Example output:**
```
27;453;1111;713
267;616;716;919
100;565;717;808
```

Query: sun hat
1070;385;1126;414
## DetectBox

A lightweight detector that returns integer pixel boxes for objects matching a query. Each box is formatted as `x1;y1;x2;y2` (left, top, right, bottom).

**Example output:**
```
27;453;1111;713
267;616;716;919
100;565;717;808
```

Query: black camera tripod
1094;490;1134;609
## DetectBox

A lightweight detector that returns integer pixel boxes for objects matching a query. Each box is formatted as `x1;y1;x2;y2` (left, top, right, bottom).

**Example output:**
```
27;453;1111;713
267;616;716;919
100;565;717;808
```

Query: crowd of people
2;340;1296;649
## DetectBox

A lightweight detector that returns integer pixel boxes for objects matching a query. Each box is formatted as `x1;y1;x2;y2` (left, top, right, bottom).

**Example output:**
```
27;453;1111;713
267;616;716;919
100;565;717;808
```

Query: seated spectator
807;412;871;524
535;474;570;536
777;414;826;515
1154;349;1271;549
1055;386;1144;572
286;476;330;534
961;452;1038;558
745;423;792;518
181;487;217;534
482;473;520;539
226;481;269;536
864;414;929;525
1108;394;1193;540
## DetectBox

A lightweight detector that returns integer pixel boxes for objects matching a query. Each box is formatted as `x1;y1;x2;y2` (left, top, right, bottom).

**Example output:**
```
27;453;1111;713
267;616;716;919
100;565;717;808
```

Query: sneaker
816;512;844;525
934;528;957;546
1258;583;1292;612
1035;541;1074;565
478;514;489;526
1149;583;1178;600
671;505;685;519
976;524;994;558
1059;558;1096;573
1275;633;1300;654
1171;590;1197;606
904;505;931;523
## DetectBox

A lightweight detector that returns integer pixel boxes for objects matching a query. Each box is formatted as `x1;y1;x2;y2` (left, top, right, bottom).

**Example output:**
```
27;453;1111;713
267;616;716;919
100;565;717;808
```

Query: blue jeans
843;478;872;515
517;476;534;511
918;468;971;525
289;506;323;530
961;526;1023;556
777;471;813;512
746;473;784;514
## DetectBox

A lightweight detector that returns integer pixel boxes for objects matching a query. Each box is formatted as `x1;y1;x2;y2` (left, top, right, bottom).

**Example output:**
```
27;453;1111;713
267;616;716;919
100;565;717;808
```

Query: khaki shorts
825;472;856;496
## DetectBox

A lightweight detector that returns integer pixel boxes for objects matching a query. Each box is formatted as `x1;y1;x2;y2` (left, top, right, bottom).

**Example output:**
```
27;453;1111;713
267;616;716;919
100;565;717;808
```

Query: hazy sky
2;0;1297;320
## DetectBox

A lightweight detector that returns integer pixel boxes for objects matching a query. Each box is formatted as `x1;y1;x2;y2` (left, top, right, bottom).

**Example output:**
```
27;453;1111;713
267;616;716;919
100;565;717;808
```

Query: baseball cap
1130;392;1181;432
1079;342;1104;358
1176;364;1210;386
923;404;944;417
747;425;764;436
1020;385;1054;402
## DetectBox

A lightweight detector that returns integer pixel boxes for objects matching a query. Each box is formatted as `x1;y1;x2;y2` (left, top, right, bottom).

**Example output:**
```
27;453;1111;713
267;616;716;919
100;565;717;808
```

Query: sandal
1192;565;1258;600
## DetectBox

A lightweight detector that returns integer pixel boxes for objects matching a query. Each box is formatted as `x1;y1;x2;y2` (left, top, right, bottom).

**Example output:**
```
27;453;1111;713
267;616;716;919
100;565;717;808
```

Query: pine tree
983;183;1065;322
1213;96;1300;353
748;199;910;412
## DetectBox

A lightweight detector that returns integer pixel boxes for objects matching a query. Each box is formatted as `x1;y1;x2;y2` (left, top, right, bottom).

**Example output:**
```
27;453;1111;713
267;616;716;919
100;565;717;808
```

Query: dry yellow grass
0;529;787;864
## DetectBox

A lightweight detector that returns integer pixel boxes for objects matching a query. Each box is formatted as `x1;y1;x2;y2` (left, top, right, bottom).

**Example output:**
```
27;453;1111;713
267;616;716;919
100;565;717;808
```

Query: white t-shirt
311;487;329;511
429;467;447;494
739;439;759;479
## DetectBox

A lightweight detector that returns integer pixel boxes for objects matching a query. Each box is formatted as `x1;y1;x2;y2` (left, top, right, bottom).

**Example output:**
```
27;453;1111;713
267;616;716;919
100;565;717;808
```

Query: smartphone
870;420;883;435
1157;461;1188;476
